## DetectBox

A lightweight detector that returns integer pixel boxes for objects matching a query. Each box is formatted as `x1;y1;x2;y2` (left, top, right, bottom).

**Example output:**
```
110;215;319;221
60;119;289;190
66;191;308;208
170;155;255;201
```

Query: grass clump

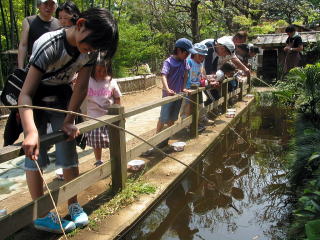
88;177;156;231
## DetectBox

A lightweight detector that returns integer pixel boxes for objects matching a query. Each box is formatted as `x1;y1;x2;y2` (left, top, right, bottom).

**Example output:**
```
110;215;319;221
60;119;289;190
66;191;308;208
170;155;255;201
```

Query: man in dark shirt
17;0;60;69
283;25;303;73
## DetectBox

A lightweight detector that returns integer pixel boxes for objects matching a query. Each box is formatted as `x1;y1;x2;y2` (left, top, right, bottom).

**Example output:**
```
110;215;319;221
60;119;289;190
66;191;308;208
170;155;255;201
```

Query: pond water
124;102;294;240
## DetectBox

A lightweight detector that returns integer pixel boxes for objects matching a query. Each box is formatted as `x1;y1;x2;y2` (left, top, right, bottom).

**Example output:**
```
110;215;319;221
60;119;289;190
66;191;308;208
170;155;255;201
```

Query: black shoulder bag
0;55;78;107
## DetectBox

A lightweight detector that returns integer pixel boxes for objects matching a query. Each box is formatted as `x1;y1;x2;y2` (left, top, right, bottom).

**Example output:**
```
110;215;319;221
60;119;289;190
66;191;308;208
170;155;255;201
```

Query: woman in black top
284;25;303;73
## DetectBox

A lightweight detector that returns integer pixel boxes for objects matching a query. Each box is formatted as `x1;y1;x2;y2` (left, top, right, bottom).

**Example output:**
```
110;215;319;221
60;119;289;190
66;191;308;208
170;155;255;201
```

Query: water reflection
125;104;293;240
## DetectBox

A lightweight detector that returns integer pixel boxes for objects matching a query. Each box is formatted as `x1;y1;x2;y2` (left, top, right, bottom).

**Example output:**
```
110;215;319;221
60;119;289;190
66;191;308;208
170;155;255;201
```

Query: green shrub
274;63;320;124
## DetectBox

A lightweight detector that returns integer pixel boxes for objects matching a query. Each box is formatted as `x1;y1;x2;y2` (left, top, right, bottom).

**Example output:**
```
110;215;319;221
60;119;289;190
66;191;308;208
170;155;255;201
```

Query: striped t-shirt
29;29;96;86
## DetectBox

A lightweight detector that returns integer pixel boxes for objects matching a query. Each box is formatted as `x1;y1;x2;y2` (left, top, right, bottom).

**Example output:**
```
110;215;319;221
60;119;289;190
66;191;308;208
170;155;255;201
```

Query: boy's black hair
173;47;188;55
80;8;119;59
56;1;80;25
220;62;236;73
237;44;249;54
237;44;260;55
285;25;296;33
249;45;260;54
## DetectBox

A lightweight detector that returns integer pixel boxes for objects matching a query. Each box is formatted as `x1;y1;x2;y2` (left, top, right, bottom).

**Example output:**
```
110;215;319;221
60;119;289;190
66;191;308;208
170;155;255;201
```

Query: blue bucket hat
175;38;197;54
194;43;208;56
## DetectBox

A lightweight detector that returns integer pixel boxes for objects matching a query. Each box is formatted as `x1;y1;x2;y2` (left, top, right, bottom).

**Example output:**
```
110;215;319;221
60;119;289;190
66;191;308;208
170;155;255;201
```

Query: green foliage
285;116;320;240
306;219;320;240
249;22;275;36
88;177;156;231
1;0;320;80
274;19;288;27
303;35;320;65
274;63;320;123
232;15;253;29
113;20;169;77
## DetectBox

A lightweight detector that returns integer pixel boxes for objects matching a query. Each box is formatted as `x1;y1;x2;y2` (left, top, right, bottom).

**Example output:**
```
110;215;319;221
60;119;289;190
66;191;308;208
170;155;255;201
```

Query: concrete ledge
115;74;157;94
72;95;255;240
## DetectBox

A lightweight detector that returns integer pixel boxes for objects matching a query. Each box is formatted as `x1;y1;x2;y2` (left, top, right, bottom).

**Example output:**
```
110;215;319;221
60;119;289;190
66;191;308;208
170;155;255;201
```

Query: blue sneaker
68;203;89;227
34;212;76;233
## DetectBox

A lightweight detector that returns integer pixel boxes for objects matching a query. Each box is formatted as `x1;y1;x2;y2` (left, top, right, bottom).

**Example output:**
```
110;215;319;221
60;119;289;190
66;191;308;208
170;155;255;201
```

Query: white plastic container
171;142;186;152
55;168;64;180
226;108;236;118
128;160;145;172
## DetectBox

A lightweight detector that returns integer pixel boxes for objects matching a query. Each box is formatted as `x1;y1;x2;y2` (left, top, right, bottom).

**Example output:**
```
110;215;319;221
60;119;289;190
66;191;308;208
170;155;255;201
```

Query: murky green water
124;102;293;240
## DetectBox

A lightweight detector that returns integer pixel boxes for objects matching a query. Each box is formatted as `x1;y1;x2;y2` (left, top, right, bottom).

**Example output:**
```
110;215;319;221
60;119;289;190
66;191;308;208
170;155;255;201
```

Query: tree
263;0;315;24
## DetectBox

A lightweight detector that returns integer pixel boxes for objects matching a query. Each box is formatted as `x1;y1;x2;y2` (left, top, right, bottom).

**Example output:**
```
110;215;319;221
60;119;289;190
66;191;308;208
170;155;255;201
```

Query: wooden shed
253;31;320;80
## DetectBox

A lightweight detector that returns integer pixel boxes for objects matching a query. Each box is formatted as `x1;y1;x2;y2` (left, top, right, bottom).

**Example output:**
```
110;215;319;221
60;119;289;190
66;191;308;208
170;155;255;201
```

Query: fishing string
34;160;68;239
253;76;274;88
0;105;214;185
0;90;252;236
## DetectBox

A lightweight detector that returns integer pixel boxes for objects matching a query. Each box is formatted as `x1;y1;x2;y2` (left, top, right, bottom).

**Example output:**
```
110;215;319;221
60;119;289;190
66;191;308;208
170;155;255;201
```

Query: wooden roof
253;31;320;47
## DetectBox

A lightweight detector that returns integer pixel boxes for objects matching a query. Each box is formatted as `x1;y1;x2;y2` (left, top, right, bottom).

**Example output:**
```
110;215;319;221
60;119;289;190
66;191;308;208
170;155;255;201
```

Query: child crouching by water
85;57;122;166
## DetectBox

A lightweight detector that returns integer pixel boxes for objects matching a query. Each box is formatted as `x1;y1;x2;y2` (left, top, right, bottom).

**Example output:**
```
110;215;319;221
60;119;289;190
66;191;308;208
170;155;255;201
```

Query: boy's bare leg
26;170;46;217
63;167;79;205
93;148;102;161
184;103;191;117
167;121;174;127
26;170;44;199
156;120;165;133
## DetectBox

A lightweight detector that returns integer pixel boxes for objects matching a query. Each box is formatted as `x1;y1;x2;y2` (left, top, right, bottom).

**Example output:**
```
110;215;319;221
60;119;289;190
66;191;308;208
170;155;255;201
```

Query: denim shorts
24;110;78;171
159;99;183;123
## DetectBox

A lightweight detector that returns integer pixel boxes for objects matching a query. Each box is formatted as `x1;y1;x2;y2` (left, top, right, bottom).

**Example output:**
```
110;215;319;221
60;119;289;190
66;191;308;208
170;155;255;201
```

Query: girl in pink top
85;58;122;166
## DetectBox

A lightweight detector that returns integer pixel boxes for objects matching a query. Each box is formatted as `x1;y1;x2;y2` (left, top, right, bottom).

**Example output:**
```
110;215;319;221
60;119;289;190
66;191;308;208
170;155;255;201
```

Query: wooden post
190;85;199;138
108;104;127;193
238;80;244;101
248;75;251;93
222;79;228;113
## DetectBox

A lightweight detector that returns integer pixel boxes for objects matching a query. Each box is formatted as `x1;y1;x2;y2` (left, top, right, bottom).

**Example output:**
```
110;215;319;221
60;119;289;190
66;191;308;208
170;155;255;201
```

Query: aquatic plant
286;115;320;240
274;63;320;125
287;115;320;186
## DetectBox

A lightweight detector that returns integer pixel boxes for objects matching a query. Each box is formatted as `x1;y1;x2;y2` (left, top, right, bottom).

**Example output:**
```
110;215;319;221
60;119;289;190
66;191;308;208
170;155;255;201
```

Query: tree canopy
0;0;319;80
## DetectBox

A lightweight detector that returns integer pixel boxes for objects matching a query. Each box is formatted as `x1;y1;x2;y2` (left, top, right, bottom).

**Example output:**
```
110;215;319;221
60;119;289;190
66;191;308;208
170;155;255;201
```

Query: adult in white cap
217;31;251;76
17;0;60;69
200;37;235;75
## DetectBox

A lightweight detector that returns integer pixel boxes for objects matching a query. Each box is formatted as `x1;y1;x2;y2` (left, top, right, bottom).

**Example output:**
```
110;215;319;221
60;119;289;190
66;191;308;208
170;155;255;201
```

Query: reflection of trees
191;105;292;239
126;105;293;239
145;181;199;240
127;178;199;240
